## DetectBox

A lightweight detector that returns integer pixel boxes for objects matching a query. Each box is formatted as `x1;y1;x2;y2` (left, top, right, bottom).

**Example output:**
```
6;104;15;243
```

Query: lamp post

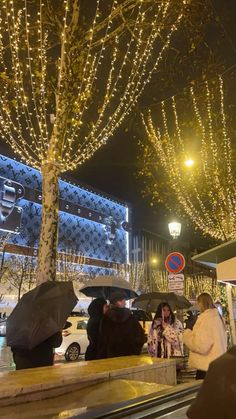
168;222;182;240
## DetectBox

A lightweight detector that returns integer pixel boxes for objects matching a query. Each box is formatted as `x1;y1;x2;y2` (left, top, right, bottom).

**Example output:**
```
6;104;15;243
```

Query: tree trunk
18;282;22;302
17;269;24;302
36;162;60;284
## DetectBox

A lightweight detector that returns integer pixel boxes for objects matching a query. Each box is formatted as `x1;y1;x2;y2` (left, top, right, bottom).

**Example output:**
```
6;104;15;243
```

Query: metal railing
76;381;202;419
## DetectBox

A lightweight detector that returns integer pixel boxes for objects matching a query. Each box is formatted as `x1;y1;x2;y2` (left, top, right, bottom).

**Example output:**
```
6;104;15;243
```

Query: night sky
1;0;236;252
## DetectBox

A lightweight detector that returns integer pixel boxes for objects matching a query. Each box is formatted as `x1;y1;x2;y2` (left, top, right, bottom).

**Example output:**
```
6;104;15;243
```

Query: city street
0;337;14;371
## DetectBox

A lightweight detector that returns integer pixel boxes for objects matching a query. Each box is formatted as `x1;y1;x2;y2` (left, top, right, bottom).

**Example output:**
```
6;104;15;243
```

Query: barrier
0;355;176;407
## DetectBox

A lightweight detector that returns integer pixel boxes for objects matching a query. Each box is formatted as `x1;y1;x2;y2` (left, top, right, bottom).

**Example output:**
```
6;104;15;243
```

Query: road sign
168;273;184;295
165;252;185;274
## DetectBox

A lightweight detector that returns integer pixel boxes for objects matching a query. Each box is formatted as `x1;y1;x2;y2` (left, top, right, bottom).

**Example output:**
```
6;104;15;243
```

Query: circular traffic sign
165;252;185;274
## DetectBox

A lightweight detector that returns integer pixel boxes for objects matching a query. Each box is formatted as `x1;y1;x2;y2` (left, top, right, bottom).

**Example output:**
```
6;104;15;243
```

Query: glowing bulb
185;158;194;167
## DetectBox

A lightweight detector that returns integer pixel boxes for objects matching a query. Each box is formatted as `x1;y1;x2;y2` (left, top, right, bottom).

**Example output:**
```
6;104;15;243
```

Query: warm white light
168;222;181;239
0;0;185;172
185;158;194;167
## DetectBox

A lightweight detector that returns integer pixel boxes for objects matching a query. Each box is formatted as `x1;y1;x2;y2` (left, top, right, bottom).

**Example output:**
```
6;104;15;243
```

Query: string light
0;0;187;173
143;76;236;241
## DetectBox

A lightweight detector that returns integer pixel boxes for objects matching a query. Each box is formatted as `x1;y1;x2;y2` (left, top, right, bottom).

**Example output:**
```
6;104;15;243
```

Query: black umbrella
132;291;191;312
6;281;77;350
79;275;138;299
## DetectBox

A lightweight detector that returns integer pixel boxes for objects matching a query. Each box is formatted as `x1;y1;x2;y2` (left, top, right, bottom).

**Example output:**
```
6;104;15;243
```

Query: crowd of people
10;291;228;374
83;290;228;381
7;290;231;417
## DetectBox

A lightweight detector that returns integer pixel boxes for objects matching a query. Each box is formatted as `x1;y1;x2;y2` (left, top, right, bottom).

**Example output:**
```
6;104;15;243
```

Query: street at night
0;0;236;418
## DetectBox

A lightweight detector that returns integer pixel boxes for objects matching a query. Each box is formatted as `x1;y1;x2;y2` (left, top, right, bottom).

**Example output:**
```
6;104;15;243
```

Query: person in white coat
148;302;183;358
183;292;227;380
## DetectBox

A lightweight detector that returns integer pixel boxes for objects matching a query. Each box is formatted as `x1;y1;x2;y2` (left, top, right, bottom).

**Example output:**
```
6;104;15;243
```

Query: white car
55;316;89;361
0;320;6;337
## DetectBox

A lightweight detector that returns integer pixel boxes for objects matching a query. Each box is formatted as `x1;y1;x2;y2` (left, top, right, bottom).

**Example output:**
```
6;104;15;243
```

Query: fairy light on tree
117;261;145;292
141;75;236;241
0;0;187;284
56;248;86;283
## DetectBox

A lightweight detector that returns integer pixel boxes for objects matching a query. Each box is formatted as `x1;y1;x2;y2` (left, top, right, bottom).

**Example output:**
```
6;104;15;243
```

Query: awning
192;239;236;268
193;240;236;344
216;257;236;284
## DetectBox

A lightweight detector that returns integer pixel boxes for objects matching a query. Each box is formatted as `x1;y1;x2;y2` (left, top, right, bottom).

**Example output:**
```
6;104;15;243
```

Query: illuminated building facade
0;155;130;277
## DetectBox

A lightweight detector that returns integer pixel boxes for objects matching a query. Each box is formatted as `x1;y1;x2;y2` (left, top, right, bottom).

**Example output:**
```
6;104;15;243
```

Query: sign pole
165;252;185;296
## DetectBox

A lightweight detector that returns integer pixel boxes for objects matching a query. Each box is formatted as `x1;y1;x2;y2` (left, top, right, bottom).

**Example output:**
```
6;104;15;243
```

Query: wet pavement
0;337;14;371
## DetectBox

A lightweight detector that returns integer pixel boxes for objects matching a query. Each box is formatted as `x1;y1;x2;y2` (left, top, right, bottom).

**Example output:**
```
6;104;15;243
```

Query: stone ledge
0;355;176;407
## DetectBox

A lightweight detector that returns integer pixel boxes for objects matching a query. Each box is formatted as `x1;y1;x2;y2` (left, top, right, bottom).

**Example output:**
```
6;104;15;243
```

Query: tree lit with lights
141;75;235;241
0;0;187;283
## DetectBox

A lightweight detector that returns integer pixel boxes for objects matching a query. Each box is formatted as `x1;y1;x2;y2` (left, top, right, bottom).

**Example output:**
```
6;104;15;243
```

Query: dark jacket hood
88;298;107;317
107;307;132;323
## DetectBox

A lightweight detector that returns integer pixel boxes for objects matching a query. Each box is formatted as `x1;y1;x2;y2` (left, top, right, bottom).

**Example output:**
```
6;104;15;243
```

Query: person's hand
153;319;161;329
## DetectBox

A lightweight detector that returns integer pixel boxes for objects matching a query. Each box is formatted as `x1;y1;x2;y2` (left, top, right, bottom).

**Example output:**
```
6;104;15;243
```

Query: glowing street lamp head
151;257;158;265
185;158;194;168
168;222;181;239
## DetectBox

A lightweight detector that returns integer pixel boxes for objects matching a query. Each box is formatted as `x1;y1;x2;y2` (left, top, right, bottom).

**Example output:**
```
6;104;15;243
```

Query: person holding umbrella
97;290;145;359
11;330;63;370
7;281;77;370
147;302;183;359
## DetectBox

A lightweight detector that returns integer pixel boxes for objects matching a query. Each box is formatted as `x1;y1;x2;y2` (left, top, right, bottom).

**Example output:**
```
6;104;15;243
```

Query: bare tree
4;255;36;302
0;233;12;279
0;0;187;284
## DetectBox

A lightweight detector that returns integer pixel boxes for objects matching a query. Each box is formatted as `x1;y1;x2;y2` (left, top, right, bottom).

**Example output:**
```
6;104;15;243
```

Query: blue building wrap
0;155;130;276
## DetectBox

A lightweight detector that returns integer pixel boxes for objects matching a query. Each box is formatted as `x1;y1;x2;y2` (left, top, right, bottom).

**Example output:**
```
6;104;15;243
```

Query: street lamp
149;256;159;292
151;257;159;266
184;158;194;168
168;222;181;239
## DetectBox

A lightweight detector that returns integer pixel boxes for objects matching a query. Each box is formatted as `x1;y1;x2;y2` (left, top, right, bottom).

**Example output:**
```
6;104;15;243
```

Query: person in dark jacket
97;291;145;359
187;345;236;419
12;331;62;370
85;297;108;361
